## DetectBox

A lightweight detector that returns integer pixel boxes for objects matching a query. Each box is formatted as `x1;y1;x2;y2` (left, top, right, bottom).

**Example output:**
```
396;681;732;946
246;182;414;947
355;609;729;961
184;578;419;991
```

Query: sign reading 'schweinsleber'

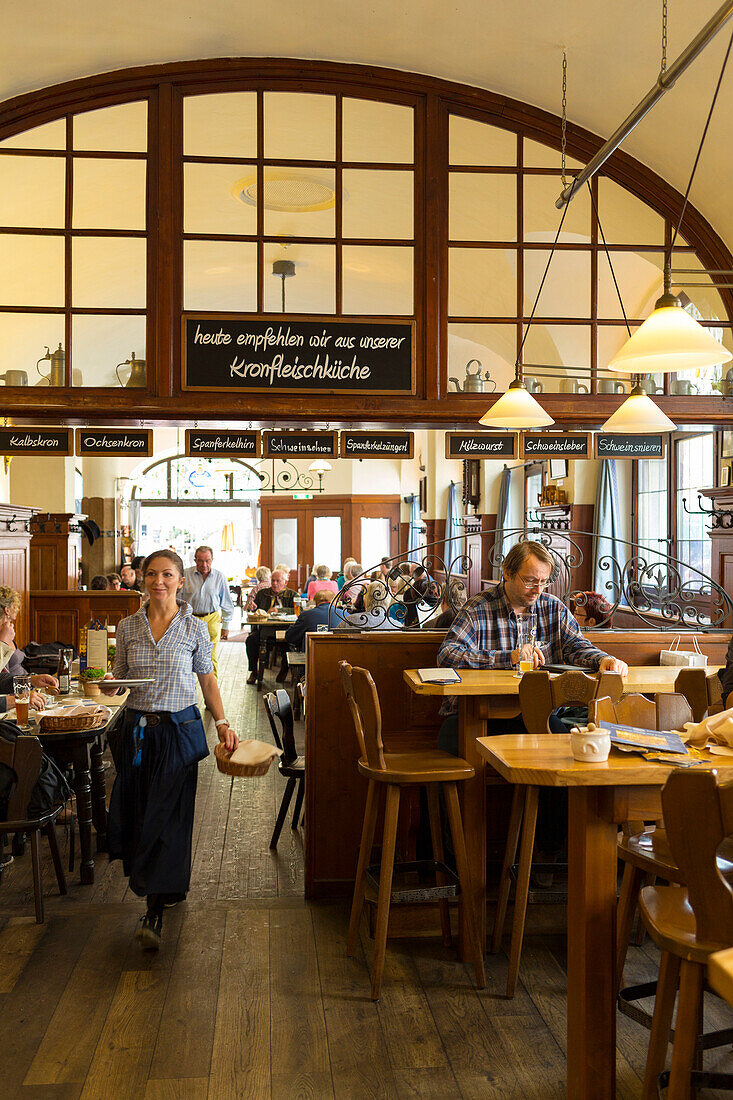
0;428;72;456
185;430;261;458
340;432;414;459
182;315;415;395
520;433;591;459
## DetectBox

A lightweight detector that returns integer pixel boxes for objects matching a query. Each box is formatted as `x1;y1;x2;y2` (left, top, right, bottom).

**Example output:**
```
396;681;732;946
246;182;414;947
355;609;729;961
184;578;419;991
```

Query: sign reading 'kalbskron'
263;432;338;459
520;432;591;459
0;428;72;455
182;315;415;395
340;432;414;459
75;429;153;457
185;430;261;458
445;433;517;460
593;434;666;460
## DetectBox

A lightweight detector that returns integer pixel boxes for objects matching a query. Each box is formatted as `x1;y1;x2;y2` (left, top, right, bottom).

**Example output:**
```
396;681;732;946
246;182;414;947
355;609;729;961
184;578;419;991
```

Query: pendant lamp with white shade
479;378;554;429
600;383;677;434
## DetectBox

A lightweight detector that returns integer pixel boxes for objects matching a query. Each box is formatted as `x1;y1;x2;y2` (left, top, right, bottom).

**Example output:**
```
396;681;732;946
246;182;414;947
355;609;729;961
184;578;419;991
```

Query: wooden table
709;946;733;1007
477;734;730;1099
11;691;127;884
246;614;297;690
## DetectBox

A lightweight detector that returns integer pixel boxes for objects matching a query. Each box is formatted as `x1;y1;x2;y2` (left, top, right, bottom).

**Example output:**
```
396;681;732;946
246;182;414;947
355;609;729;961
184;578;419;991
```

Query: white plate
93;678;155;687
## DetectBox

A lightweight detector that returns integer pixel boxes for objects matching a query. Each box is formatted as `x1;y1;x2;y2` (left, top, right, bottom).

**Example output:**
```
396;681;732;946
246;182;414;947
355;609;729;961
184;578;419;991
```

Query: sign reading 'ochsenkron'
0;428;72;455
75;429;153;457
182;315;415;394
263;432;338;459
445;433;517;459
340;432;414;459
520;433;591;459
185;430;261;458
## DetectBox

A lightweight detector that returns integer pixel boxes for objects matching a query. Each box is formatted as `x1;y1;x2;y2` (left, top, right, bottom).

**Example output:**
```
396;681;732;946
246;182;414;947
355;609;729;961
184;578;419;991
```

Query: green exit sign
293;493;313;500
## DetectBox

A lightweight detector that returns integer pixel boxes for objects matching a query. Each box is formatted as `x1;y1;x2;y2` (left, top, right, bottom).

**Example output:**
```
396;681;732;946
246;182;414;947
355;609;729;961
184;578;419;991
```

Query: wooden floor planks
0;641;732;1097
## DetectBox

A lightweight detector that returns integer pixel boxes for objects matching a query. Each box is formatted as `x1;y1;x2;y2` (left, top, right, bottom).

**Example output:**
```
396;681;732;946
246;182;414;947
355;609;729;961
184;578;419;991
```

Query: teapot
36;344;65;387
115;352;147;388
449;359;495;393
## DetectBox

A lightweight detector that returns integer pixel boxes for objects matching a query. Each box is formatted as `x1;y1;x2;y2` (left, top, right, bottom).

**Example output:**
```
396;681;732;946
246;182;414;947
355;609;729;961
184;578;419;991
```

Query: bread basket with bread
215;738;282;777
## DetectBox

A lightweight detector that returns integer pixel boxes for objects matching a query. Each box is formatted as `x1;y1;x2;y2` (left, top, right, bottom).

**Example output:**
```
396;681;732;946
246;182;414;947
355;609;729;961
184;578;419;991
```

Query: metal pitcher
115;352;146;388
36;344;65;387
449;359;495;393
713;367;733;396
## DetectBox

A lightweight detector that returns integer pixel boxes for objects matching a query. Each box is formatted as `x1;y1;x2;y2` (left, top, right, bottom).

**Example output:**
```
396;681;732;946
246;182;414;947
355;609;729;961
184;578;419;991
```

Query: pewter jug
36;344;65;387
115;352;146;388
449;359;495;393
713;368;733;396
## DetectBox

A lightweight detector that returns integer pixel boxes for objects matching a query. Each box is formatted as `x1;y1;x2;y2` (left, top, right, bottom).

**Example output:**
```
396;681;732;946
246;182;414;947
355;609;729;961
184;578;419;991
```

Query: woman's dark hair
142;549;185;578
90;575;110;590
131;555;144;571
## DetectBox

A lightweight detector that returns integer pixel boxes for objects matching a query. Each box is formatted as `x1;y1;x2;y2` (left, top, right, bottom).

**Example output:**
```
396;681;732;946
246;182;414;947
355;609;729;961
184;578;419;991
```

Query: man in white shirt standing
182;545;234;679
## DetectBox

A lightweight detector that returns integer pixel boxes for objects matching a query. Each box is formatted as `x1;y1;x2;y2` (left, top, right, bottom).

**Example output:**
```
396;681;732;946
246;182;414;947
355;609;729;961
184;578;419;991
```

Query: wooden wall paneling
0;505;35;648
29;590;143;647
29;513;84;590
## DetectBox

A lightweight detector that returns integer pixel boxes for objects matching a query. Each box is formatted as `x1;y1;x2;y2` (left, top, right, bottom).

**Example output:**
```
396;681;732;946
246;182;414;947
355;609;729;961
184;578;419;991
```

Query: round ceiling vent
231;172;336;212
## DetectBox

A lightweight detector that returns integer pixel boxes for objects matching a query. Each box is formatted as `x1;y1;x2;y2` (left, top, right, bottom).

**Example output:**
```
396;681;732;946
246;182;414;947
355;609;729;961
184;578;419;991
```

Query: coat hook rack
681;493;733;528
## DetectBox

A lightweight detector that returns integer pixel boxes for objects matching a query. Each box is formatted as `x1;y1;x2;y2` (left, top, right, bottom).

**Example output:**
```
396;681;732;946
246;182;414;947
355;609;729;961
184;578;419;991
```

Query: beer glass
13;674;31;730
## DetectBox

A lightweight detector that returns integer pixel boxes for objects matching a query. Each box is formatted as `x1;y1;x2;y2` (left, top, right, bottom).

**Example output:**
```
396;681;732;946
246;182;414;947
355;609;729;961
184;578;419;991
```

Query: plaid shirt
437;582;608;715
114;601;213;713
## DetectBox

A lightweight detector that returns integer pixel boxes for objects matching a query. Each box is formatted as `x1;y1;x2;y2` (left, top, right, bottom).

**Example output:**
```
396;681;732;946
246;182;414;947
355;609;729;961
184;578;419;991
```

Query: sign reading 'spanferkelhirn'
185;430;261;458
75;429;153;457
340;432;414;459
182;315;415;394
0;428;72;456
262;432;338;459
520;432;591;459
445;433;518;460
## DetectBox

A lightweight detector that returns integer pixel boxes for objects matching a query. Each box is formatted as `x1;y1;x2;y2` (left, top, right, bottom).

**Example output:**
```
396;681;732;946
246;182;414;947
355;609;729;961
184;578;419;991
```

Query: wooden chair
0;733;67;923
640;769;733;1099
674;667;723;723
491;669;623;997
263;690;305;849
339;659;486;1001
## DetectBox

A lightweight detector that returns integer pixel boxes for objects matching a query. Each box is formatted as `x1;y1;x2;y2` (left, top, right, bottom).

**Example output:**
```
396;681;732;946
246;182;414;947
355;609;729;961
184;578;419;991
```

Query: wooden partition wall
29;590;143;648
30;512;84;590
0;505;35;648
305;628;731;898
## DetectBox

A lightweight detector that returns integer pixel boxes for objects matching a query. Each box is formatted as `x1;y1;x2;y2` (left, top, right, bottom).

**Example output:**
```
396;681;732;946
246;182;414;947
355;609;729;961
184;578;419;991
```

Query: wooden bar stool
339;660;486;1001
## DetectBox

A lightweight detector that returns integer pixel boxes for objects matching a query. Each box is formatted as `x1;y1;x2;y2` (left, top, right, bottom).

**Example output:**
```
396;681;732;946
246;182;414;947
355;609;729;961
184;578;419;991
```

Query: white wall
10;455;76;512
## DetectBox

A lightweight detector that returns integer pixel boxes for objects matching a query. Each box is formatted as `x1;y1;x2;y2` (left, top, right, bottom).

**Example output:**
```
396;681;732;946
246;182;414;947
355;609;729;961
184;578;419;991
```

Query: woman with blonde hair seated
336;579;398;631
245;566;272;612
306;564;338;601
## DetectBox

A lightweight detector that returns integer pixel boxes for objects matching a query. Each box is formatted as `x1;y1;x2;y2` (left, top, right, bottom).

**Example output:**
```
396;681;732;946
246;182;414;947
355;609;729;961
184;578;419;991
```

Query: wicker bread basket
215;739;282;777
39;709;107;733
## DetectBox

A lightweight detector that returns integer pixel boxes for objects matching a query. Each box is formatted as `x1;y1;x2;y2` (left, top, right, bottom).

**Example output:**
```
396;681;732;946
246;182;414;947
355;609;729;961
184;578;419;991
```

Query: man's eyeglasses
516;574;552;591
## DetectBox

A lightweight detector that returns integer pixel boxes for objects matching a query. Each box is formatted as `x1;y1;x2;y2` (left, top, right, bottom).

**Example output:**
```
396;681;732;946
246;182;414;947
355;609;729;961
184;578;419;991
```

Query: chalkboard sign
0;428;71;456
445;433;517;459
594;434;666;459
182;315;415;395
340;432;414;459
185;430;261;458
75;429;153;457
263;431;338;459
520;433;591;459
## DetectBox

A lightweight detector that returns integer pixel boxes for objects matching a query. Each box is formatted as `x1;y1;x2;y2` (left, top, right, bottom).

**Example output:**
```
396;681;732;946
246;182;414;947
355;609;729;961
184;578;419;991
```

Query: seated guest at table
336;580;399;631
90;574;110;590
340;562;367;610
0;586;58;711
718;635;733;703
120;563;140;591
568;591;614;629
284;589;342;651
131;555;145;589
336;557;356;590
306;564;339;600
245;566;272;612
433;579;468;629
246;569;297;684
107;572;122;590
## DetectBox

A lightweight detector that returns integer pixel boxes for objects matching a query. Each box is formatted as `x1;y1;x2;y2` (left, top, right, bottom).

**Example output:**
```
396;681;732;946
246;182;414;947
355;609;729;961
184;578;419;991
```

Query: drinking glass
13;674;31;730
514;615;537;677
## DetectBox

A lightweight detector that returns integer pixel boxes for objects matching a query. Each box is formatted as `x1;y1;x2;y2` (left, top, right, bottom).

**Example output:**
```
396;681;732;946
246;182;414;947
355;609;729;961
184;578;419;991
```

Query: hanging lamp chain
560;51;568;188
661;0;668;73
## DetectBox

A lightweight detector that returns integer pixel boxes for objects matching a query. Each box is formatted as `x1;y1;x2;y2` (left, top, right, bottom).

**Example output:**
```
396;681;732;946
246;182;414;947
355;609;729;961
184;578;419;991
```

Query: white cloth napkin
40;703;112;720
677;705;733;748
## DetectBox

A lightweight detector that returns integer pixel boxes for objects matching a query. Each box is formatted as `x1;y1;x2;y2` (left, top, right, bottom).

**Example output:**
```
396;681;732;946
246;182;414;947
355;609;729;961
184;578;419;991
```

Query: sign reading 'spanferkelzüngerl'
445;433;517;459
185;430;261;458
340;432;414;459
263;432;338;459
593;434;666;459
0;428;72;455
520;433;591;459
182;315;415;394
75;429;153;457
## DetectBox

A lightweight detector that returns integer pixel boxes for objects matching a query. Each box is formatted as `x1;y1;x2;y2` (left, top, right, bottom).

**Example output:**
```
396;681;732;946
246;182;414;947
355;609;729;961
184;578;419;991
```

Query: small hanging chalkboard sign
593;434;666;460
520;432;591;459
185;429;261;458
444;433;518;460
340;432;414;459
262;431;338;459
75;429;153;457
0;428;72;456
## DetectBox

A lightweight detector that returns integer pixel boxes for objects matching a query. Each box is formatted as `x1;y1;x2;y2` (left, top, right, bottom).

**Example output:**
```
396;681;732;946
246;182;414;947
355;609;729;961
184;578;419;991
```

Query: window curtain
493;465;512;580
592;459;626;603
444;481;464;569
128;498;141;559
407;494;422;557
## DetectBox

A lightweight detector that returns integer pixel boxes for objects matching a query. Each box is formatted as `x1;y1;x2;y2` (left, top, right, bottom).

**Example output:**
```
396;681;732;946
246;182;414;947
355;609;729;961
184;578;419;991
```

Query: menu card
601;722;688;755
417;668;462;685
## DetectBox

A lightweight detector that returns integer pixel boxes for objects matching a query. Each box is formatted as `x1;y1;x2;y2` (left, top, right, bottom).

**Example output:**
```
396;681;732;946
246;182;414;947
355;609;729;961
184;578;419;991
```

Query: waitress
106;549;237;949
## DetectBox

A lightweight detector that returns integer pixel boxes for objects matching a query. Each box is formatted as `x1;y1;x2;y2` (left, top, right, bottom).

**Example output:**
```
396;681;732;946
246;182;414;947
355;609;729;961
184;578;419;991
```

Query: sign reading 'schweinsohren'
445;433;517;460
594;434;666;460
263;432;338;459
520;433;591;459
185;430;261;458
75;429;153;457
340;432;414;459
0;428;72;456
182;315;415;394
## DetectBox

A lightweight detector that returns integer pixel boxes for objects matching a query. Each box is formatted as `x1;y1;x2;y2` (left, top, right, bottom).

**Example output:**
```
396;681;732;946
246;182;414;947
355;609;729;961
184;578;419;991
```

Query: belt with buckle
131;710;164;726
194;611;214;617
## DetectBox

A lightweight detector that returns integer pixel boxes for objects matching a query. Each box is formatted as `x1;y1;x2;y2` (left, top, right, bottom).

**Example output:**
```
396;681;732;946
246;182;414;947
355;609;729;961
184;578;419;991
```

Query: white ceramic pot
570;727;611;763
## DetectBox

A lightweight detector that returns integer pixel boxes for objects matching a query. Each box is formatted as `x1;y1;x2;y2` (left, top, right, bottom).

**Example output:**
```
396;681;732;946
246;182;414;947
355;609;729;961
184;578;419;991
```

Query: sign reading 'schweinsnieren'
182;315;415;395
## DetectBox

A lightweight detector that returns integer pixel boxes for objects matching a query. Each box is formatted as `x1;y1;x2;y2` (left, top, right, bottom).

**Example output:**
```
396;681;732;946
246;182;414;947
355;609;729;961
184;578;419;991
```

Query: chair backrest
663;770;733;946
590;692;692;732
0;733;42;824
262;690;297;764
338;660;385;770
674;668;721;723
519;670;624;735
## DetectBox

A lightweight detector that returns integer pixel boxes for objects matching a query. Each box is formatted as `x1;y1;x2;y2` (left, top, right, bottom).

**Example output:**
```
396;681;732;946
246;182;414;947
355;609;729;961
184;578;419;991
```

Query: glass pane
598;325;659;395
0;234;64;306
677;434;713;582
183;92;257;159
449;173;516;241
522;325;591;394
524;174;590;243
671;253;727;322
342;99;413;163
313;516;341;572
674;325;733;395
447;323;516;393
184;163;257;235
0;156;65;228
523;139;583;170
72;313;146;387
449;247;517;317
0;312;65;387
263;167;336;237
73;158;147;230
598;250;664;320
342;170;413;239
264;93;335;161
342;245;413;315
183;240;257;311
361;517;391;564
597;178;664;245
524;250;590;318
526;471;542;522
73;101;147;152
272;517;298;571
449;116;516;166
0;119;66;150
72;237;146;308
264;243;335;313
